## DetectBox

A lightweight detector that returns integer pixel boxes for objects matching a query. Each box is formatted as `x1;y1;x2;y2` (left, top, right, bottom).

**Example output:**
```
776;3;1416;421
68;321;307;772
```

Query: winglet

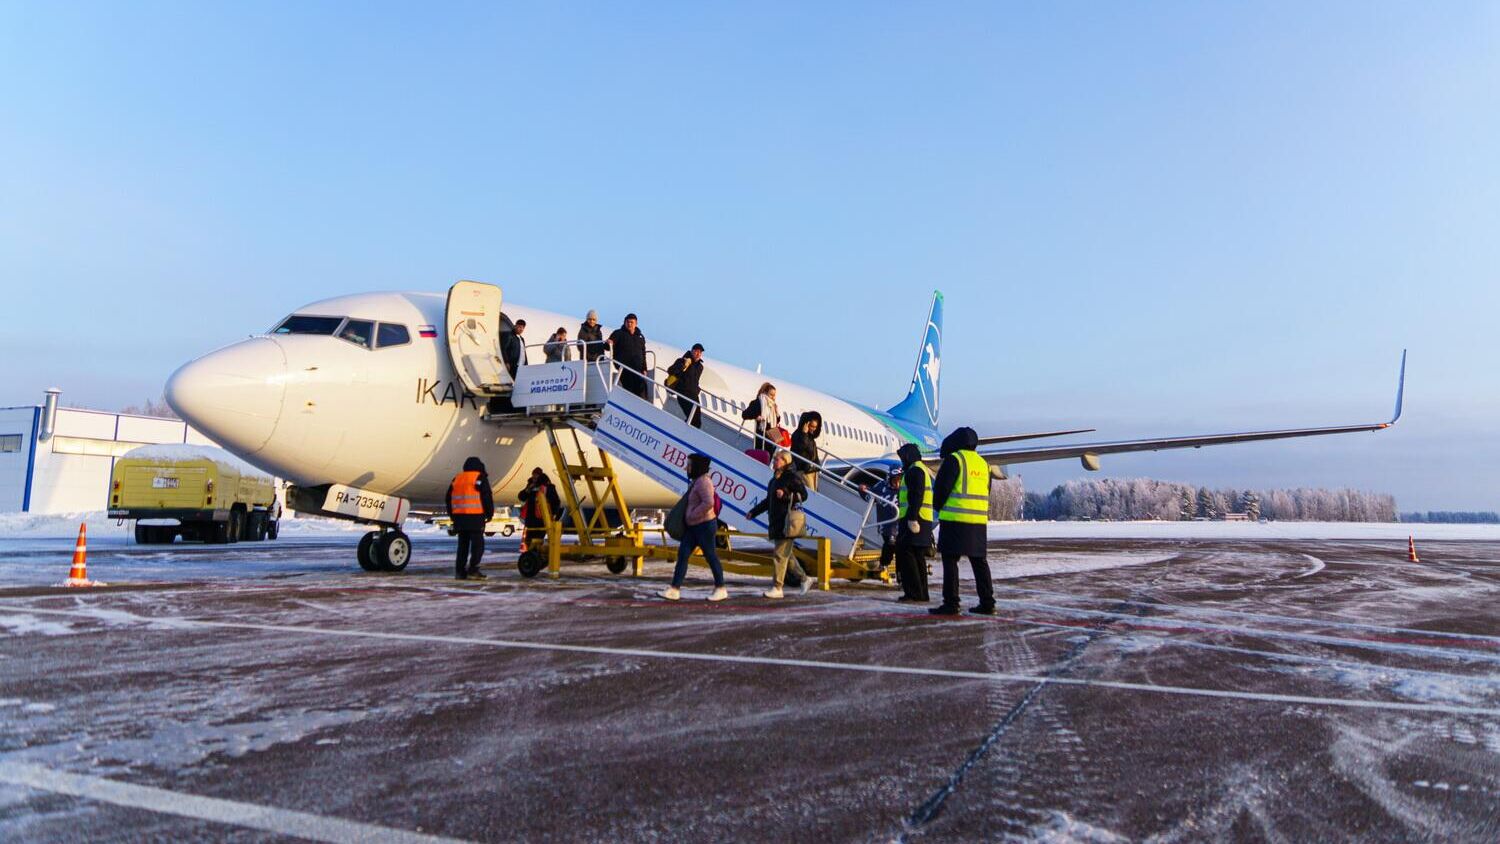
1388;349;1406;425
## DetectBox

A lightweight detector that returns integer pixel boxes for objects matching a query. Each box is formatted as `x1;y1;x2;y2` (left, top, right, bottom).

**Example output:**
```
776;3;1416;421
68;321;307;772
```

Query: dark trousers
620;369;648;400
940;550;993;609
896;543;930;601
879;539;896;570
455;530;485;576
671;520;725;588
677;396;701;428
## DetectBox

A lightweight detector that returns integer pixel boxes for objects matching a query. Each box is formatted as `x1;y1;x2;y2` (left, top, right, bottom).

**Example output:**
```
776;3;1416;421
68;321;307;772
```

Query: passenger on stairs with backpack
746;450;813;598
661;453;729;602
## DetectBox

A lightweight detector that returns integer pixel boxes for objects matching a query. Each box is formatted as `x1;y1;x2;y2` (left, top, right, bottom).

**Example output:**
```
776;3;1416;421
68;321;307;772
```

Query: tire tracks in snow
898;593;1156;839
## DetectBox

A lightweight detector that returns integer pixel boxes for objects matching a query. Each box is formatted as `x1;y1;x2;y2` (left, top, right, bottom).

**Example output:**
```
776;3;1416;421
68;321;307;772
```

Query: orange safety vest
449;471;484;515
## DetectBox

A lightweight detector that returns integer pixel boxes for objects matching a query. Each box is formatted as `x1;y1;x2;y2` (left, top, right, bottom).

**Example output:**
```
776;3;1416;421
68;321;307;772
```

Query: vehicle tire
267;520;279;540
356;531;380;571
517;549;545;578
245;512;265;541
374;532;411;572
606;556;628;574
154;526;176;544
225;510;242;544
501;524;515;537
209;519;231;544
135;524;151;544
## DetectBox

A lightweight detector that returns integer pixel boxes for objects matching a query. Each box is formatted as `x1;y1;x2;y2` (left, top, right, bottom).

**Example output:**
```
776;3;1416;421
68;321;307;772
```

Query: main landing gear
357;529;412;572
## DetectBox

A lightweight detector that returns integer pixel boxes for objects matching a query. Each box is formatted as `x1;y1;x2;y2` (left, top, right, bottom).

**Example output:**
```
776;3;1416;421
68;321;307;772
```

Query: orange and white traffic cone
63;523;98;587
1408;535;1420;563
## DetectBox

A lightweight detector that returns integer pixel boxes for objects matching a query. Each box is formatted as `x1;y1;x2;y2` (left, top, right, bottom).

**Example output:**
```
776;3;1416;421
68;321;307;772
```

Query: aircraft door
445;280;510;396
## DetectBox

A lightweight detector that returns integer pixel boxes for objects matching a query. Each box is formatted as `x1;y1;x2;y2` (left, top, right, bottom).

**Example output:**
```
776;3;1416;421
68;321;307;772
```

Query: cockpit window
376;323;410;349
272;315;343;336
337;319;375;349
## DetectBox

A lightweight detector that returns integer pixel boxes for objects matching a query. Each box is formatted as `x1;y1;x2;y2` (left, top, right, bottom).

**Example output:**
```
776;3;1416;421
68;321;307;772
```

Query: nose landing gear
357;529;412;572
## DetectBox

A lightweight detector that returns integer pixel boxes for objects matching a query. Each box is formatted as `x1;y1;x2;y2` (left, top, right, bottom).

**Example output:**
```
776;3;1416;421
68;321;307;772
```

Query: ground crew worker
929;427;995;615
447;456;494;580
894;443;934;602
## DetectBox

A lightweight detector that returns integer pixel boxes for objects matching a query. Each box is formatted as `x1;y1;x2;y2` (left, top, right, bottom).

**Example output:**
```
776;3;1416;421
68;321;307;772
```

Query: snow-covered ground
988;520;1500;541
6;511;1496;541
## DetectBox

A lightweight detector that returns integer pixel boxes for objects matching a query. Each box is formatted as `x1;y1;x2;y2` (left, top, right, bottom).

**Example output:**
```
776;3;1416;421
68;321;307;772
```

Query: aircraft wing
973;351;1406;471
974;428;1095;447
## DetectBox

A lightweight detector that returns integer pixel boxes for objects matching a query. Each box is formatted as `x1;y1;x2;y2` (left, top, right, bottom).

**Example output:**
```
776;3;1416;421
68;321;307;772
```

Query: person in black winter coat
894;443;934;602
606;314;649;399
667;344;706;427
518;468;564;550
446;456;495;580
930;426;995;615
578;310;606;362
789;410;823;491
501;320;527;378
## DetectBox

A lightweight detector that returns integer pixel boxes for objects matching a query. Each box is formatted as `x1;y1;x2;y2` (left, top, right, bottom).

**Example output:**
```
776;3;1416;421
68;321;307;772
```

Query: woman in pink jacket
661;453;729;601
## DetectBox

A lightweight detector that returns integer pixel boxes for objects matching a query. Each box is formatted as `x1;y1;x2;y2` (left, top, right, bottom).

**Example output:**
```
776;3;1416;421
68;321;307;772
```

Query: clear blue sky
2;2;1496;510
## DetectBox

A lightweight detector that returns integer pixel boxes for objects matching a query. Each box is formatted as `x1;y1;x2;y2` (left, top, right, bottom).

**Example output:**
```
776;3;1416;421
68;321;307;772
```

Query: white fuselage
166;291;905;510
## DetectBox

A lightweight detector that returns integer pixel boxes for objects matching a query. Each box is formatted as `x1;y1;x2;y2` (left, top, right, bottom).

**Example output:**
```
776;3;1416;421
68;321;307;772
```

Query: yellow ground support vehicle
108;445;280;544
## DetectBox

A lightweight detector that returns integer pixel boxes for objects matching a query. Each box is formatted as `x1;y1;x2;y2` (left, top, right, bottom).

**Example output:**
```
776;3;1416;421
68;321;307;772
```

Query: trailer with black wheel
108;445;281;544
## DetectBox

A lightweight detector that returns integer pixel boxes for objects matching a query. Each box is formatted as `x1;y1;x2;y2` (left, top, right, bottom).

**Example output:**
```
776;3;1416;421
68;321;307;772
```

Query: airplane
164;283;1404;571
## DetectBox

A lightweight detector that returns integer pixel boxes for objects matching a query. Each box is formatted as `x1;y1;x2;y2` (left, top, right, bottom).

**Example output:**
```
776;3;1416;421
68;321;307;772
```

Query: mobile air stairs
442;279;897;588
523;363;896;588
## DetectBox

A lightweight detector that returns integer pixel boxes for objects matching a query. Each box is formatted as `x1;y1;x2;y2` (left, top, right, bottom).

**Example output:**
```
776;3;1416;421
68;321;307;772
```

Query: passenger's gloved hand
906;521;920;533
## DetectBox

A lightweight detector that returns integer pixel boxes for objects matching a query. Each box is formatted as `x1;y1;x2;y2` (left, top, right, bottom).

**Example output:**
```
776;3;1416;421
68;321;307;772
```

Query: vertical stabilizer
888;291;943;432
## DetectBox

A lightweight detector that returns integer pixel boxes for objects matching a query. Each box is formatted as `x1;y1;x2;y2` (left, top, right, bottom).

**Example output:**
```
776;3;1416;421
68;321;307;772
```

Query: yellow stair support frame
538;422;648;577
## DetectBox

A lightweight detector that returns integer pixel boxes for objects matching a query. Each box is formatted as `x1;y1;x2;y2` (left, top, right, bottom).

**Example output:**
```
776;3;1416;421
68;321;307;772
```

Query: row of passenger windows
271;315;410;350
697;395;890;448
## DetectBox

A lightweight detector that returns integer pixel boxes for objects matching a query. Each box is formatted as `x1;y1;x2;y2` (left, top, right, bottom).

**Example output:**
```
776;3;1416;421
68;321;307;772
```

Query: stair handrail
589;355;899;524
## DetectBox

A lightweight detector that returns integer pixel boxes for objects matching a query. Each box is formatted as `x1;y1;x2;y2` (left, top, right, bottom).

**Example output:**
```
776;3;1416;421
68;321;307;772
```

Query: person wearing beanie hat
446;456;494;580
929;426;995;615
894;442;934;601
578;309;605;362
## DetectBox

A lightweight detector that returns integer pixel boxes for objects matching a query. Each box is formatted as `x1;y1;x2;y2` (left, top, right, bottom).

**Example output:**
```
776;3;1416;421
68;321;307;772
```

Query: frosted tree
1197;488;1219;519
1178;487;1197;520
1242;491;1261;521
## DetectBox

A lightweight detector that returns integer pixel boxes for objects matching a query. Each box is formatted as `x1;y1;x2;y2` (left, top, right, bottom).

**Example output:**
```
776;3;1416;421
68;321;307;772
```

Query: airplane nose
165;337;288;455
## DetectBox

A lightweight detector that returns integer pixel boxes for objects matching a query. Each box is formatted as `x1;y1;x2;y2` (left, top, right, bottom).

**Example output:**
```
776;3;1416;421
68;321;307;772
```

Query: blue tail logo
889;291;943;431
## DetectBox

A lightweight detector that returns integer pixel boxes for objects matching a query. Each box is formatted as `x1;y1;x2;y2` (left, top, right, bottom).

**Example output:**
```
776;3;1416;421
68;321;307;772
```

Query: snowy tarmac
2;527;1499;841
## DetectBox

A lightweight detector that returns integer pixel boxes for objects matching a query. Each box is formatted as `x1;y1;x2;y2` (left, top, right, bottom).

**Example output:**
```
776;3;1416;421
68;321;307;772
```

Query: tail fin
888;291;943;431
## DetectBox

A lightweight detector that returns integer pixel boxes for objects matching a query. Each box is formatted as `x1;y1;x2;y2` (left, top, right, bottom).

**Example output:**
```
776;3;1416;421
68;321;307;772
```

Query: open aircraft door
445;280;512;396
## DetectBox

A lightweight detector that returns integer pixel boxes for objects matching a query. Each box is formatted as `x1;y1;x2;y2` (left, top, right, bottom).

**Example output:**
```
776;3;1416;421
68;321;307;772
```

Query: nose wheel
357;529;411;572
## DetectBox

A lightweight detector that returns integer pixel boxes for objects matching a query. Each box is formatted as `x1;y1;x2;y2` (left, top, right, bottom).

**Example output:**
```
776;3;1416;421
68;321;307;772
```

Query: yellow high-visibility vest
897;463;935;523
938;449;989;524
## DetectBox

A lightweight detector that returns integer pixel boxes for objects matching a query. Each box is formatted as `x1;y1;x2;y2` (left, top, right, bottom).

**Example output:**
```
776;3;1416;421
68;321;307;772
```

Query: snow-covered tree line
119;396;179;419
1012;478;1397;522
1400;511;1500;524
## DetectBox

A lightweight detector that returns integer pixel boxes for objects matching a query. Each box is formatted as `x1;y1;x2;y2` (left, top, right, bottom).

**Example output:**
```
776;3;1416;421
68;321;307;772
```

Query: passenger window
377;323;410;348
272;315;343;335
337;319;375;349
